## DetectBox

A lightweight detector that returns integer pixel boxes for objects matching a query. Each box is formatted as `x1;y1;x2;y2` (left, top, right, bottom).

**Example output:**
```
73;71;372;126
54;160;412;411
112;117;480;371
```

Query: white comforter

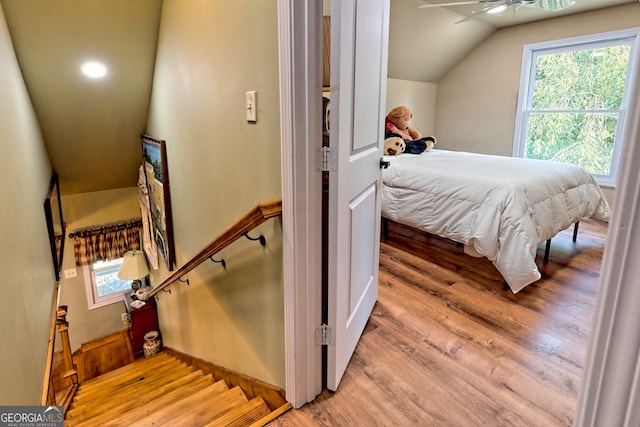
381;149;610;293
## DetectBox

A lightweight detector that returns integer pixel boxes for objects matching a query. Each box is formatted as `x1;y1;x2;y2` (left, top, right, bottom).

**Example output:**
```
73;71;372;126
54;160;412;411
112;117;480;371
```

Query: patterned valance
71;220;142;267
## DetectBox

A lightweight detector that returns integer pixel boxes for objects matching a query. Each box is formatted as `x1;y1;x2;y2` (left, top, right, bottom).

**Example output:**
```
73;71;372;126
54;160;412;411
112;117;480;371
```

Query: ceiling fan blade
418;1;483;8
454;2;507;23
524;0;576;12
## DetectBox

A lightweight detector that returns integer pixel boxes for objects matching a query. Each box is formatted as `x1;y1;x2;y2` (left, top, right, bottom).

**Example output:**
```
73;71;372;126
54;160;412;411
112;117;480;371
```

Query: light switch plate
245;91;257;122
64;268;77;279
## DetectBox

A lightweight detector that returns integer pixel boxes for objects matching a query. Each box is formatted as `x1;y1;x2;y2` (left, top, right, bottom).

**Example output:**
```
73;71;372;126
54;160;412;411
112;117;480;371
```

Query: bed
381;149;611;293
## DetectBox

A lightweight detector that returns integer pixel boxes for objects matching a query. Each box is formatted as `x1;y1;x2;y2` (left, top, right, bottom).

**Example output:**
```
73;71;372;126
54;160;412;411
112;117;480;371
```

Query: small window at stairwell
84;258;132;309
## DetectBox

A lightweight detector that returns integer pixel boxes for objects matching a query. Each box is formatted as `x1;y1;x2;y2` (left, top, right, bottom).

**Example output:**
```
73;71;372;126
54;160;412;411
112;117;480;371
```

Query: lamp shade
117;250;149;280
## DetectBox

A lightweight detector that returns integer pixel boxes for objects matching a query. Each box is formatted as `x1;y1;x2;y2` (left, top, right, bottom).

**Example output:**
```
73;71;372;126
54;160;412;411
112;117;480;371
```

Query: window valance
70;219;142;267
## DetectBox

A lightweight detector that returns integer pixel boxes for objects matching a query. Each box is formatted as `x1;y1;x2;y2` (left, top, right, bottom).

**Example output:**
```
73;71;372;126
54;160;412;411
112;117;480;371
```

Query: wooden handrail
41;282;60;405
149;199;282;297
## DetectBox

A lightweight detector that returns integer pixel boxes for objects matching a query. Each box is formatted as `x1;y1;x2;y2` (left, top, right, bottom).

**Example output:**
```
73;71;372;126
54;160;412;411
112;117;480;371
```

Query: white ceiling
420;0;636;27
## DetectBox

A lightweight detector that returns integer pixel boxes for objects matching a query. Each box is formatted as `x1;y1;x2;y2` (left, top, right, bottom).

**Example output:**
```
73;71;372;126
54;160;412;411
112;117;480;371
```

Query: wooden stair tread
78;352;170;384
73;353;173;391
71;375;223;427
72;356;182;400
205;396;271;427
71;361;193;406
164;385;252;427
73;353;174;395
78;352;171;384
251;402;294;427
65;352;289;427
66;365;198;420
67;370;205;424
95;364;196;404
127;382;238;426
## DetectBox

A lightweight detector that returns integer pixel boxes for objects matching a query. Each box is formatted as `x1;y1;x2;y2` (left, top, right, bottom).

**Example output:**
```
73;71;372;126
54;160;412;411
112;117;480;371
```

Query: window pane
532;44;631;110
525;112;617;175
93;259;131;298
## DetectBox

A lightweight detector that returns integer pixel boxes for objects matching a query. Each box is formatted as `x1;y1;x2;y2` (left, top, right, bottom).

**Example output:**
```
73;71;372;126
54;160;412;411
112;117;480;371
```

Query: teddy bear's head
384;137;405;156
386;106;413;132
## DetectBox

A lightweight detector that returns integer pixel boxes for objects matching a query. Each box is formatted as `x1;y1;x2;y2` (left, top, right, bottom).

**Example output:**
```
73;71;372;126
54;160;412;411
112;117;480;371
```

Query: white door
326;0;390;391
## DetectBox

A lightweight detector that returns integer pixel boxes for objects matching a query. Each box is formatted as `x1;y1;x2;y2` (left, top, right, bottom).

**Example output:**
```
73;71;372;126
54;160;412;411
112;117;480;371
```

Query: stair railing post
56;306;78;386
47;377;56;406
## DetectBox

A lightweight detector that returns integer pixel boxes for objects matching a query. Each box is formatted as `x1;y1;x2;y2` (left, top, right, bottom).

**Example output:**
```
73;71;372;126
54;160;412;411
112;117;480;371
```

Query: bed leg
573;221;579;242
382;217;389;240
543;239;551;264
502;281;509;291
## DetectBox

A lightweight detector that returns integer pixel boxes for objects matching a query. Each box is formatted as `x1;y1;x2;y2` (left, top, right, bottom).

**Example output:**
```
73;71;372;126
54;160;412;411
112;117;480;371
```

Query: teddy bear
384;137;405;156
385;105;437;154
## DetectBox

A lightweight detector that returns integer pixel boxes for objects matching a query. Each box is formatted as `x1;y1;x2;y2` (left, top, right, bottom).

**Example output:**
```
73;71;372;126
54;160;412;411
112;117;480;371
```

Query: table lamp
117;250;149;291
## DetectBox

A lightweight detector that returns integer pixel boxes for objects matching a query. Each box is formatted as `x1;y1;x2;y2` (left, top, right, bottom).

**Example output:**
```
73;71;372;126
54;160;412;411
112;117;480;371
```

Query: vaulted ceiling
388;0;636;82
1;0;635;195
419;0;635;27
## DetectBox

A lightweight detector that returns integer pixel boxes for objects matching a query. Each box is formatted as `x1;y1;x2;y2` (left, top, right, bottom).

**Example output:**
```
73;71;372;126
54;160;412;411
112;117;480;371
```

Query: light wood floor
270;218;608;426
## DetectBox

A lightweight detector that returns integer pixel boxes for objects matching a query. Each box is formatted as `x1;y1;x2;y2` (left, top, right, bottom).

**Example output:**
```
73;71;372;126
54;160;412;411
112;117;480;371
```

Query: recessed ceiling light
81;61;108;79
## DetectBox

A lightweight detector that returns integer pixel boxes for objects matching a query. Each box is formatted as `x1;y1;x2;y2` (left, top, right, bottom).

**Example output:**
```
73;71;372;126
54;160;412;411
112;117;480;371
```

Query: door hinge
315;146;336;172
315;323;334;346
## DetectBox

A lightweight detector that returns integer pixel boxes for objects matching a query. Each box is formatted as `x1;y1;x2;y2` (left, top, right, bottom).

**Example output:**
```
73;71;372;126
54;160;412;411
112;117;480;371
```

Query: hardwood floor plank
374;274;576;425
270;219;606;426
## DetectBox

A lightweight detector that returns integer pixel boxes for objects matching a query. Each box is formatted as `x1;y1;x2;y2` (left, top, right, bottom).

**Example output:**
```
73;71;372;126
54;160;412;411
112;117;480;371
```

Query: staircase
65;352;287;426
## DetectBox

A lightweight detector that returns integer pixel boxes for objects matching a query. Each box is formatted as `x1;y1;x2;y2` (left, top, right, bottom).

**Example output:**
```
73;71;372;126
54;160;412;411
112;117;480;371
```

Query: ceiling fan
419;0;576;23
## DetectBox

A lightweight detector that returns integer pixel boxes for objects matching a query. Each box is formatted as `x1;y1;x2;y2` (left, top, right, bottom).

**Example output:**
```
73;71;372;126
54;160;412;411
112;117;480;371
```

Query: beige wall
0;4;55;404
57;187;141;351
145;0;284;387
386;78;438;137
435;3;640;205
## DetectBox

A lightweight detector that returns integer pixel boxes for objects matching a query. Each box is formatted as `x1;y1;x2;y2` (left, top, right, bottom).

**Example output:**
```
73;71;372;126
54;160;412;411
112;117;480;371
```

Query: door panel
349;185;377;314
326;0;389;391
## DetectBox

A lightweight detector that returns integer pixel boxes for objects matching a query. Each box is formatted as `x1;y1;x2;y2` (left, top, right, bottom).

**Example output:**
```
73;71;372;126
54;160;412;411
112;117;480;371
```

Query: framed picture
44;171;66;281
141;135;175;271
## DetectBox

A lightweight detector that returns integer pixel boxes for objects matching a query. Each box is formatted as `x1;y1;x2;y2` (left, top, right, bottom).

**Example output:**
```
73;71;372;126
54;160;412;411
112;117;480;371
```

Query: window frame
83;258;132;310
513;28;640;188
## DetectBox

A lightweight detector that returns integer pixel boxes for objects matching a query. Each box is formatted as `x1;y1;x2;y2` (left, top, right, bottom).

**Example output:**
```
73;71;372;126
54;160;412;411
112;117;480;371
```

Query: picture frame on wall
44;171;66;281
141;134;175;271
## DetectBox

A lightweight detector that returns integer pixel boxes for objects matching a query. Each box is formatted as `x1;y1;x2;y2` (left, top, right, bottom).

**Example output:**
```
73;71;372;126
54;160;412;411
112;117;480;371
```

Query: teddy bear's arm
386;122;401;134
408;127;422;140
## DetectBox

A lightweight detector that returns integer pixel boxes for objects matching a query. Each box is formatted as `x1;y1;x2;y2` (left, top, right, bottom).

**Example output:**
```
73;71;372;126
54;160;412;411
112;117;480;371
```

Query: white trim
83;260;130;310
521;27;640;53
278;0;324;408
574;39;640;426
513;27;640;188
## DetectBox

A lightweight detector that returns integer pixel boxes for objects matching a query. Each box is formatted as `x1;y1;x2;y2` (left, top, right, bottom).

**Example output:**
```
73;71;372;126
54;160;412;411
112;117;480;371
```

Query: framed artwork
44;171;66;281
141;135;175;271
137;164;159;271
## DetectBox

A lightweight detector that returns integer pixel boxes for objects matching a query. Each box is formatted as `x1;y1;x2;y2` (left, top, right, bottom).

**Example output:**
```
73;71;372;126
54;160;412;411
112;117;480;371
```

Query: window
513;28;640;187
84;258;132;309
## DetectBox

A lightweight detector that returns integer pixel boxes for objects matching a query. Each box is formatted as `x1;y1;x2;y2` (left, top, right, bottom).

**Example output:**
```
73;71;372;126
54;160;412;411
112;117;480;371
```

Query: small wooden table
123;293;160;358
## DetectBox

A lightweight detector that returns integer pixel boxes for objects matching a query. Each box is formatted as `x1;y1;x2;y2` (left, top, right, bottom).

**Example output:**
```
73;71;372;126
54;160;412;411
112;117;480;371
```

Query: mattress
381;149;610;292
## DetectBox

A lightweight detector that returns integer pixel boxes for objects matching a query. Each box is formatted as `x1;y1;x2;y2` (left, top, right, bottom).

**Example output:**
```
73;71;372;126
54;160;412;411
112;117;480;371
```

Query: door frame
574;55;640;426
278;0;324;408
